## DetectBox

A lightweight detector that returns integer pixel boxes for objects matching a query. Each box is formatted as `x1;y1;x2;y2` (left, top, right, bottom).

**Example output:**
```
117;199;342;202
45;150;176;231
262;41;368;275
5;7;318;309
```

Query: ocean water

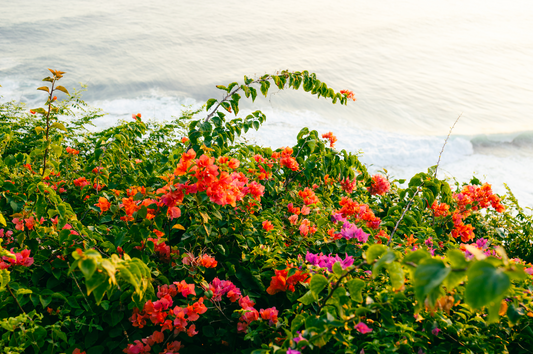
1;0;533;207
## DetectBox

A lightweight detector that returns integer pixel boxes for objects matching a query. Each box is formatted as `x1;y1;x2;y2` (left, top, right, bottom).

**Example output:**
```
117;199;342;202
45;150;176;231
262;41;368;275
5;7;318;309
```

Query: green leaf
373;250;396;276
206;98;217;111
332;262;343;276
310;274;328;295
414;258;450;306
366;244;387;264
385;262;405;289
446;249;468;269
346;278;365;302
39;295;52;308
79;258;97;280
465;260;511;309
0;269;10;290
203;325;215;337
214;244;226;256
298;290;318;305
403;249;431;266
37;86;49;93
291;314;306;332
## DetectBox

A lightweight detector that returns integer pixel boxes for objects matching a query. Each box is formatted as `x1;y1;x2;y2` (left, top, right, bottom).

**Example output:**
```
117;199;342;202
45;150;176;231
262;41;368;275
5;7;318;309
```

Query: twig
434;113;462;179
387;113;463;246
319;266;359;311
68;263;93;311
7;284;26;314
387;182;424;247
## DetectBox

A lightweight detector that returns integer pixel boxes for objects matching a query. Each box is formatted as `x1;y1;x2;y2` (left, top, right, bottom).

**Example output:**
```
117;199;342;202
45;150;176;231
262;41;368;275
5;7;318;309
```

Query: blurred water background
1;0;532;206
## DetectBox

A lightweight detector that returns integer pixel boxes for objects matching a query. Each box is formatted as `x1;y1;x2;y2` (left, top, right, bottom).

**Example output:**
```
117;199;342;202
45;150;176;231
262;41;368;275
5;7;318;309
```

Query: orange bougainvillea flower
198;254;218;268
340;89;356;101
321;132;338;148
73;177;90;188
262;220;274;232
95;197;111;214
405;234;417;247
66;147;80;155
228;158;240;169
266;269;309;295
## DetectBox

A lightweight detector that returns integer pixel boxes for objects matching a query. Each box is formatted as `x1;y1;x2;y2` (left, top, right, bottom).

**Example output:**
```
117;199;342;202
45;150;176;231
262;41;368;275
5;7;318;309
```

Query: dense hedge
1;69;533;354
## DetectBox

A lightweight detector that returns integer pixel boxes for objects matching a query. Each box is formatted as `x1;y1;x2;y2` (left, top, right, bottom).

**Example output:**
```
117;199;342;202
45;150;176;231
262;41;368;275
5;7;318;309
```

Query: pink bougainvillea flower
355;322;373;334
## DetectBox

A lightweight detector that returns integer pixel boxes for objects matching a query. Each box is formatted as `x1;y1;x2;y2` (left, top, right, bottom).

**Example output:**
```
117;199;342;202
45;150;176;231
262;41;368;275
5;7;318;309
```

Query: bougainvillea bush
1;69;533;354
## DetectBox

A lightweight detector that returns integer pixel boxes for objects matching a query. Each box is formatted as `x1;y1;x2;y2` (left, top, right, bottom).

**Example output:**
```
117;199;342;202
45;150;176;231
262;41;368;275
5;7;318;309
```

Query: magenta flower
287;349;301;354
355;322;372;334
432;327;441;335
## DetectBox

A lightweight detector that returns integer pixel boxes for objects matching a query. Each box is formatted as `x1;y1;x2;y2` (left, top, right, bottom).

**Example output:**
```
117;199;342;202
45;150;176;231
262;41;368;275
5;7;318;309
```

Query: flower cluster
266;268;310;295
237;295;279;332
66;146;80;155
340;176;357;194
0;249;34;269
305;251;354;272
336;198;381;229
368;174;390;196
340;89;356;101
126;281;206;353
279;147;299;171
182;252;218;270
321;132;338;148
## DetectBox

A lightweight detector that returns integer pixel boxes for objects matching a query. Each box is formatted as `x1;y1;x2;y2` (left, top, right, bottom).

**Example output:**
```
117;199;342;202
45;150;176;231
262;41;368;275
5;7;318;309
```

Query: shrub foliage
0;69;533;354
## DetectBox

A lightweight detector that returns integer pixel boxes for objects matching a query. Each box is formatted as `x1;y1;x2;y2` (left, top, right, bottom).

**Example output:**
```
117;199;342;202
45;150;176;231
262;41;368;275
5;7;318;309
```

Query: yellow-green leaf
51;122;67;131
55;85;69;95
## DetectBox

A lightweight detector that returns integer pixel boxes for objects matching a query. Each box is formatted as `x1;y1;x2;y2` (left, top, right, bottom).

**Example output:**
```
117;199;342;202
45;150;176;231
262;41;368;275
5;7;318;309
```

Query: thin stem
319;266;359;311
7;284;26;314
387;182;424;247
42;80;56;177
434;113;462;179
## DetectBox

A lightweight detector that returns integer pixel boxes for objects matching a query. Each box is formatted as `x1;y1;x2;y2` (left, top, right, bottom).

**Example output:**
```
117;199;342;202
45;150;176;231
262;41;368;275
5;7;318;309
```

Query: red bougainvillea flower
72;349;86;354
73;177;90;188
30;110;36;115
262;220;274;232
340;177;357;194
174;280;196;297
2;249;34;268
340;89;356;101
260;307;279;325
355;322;372;334
368;174;390;196
321;132;338;148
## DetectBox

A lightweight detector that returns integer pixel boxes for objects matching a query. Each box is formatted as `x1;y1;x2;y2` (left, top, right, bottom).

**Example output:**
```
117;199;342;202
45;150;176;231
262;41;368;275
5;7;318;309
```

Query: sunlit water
1;0;533;206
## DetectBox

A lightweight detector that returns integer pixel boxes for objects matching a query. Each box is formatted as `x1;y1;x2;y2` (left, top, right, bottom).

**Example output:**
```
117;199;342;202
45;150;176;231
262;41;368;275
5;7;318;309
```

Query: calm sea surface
1;0;533;205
